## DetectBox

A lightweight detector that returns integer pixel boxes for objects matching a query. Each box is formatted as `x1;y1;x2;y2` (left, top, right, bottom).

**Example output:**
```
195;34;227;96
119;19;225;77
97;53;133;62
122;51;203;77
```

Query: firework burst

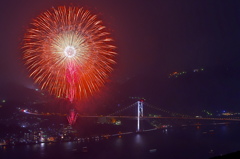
23;6;116;102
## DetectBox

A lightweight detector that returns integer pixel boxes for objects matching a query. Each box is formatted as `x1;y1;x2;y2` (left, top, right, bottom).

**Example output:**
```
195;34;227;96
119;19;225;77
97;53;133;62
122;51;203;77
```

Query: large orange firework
23;6;116;102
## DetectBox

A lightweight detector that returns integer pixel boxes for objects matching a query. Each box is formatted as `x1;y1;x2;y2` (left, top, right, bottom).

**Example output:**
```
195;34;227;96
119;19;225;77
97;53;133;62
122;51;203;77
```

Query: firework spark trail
23;6;116;102
67;109;78;126
66;62;77;102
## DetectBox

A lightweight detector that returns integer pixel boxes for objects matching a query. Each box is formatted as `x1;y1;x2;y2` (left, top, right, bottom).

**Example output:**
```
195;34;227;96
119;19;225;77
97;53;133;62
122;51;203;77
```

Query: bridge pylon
137;100;144;132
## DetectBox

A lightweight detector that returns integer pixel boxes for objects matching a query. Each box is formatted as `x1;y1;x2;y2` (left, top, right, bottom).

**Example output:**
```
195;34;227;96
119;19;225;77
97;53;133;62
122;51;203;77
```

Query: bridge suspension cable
107;102;138;116
144;102;193;118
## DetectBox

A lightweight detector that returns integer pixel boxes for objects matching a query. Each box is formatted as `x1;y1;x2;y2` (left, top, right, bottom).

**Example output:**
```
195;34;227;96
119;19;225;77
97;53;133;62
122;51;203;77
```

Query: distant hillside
1;66;240;116
114;66;240;114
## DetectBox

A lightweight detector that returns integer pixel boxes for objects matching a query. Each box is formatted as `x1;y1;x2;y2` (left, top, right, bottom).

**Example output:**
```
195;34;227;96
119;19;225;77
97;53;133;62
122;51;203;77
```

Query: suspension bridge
20;100;240;132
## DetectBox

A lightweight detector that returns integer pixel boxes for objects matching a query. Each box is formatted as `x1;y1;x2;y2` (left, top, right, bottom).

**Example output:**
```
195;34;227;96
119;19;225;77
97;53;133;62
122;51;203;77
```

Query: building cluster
202;109;240;116
0;124;80;146
97;117;121;125
0;107;79;146
168;68;204;78
2;124;77;144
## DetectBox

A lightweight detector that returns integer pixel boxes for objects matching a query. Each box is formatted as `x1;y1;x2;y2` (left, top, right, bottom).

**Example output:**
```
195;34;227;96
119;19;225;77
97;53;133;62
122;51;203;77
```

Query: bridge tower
137;100;144;132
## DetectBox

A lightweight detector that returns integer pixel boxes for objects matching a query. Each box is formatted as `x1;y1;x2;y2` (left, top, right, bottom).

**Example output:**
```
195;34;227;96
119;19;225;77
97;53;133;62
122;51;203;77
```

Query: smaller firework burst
67;109;78;126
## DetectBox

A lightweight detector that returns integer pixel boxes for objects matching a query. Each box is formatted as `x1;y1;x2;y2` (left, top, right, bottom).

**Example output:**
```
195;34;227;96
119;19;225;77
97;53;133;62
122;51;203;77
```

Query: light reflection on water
194;126;202;138
134;134;143;145
63;141;75;150
220;124;229;133
32;144;40;151
40;143;45;148
39;143;46;157
163;128;168;134
132;133;147;158
115;138;123;147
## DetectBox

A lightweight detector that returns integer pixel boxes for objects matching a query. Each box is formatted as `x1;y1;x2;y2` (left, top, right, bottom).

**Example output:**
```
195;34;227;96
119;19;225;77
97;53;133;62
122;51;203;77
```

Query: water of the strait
1;123;240;159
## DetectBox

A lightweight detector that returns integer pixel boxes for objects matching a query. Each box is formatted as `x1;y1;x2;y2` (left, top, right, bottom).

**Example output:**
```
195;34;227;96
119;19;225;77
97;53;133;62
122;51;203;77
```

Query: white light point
64;46;76;58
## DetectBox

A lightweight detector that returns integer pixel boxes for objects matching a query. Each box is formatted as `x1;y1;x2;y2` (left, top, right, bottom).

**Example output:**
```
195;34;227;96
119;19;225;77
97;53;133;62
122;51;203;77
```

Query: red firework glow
23;6;116;102
67;109;78;126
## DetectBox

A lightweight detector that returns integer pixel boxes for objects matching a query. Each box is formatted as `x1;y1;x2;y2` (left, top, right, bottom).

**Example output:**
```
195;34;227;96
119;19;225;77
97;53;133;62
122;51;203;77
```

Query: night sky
1;0;240;113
